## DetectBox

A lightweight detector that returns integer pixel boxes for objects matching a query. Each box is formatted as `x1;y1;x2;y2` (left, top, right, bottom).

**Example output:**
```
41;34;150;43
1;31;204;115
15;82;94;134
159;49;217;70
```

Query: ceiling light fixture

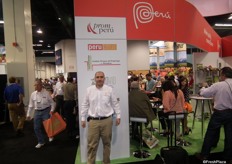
0;20;4;24
37;29;43;34
215;23;232;27
58;17;61;20
47;44;51;47
42;51;54;54
33;44;43;47
39;40;43;43
228;15;232;20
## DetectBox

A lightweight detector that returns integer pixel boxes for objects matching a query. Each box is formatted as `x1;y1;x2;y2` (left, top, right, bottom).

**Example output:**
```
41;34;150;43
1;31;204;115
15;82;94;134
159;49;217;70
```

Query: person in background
158;79;185;139
156;72;161;81
81;71;120;164
0;54;6;63
4;76;25;137
188;69;194;89
169;75;179;87
63;76;78;139
174;73;180;86
151;76;165;98
145;73;156;91
196;67;232;163
26;79;56;148
128;71;133;79
178;76;191;135
129;81;156;138
53;75;65;117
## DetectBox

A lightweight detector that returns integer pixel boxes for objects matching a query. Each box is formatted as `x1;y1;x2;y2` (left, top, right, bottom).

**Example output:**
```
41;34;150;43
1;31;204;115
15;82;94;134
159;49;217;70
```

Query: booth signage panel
75;17;129;162
75;17;126;39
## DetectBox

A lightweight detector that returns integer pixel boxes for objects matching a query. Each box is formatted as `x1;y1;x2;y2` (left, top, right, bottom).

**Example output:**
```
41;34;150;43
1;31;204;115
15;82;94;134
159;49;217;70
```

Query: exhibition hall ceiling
0;0;231;57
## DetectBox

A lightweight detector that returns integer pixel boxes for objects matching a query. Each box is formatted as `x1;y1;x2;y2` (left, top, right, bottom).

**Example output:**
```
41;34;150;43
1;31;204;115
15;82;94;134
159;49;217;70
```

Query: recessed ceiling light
215;23;232;27
58;17;61;20
0;20;4;24
42;51;54;54
47;44;51;47
39;40;43;43
37;29;43;34
228;15;232;20
33;44;43;46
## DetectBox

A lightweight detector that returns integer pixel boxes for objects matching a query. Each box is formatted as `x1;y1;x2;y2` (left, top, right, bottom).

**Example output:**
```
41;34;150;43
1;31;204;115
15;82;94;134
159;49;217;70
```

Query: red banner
175;0;221;52
74;0;225;54
222;35;232;57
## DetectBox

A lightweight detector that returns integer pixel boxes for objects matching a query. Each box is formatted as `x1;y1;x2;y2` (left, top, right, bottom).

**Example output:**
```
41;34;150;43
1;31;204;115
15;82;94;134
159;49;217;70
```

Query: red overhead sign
74;0;229;55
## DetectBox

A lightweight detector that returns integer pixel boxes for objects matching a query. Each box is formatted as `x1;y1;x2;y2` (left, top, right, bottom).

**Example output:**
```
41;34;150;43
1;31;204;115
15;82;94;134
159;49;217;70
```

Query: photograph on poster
0;45;6;63
164;51;174;67
0;54;6;63
149;56;165;69
55;49;62;65
177;51;187;66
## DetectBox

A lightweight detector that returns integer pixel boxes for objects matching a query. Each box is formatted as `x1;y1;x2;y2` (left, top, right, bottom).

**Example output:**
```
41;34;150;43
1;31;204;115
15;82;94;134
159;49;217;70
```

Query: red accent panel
222;35;232;57
74;0;126;17
74;0;222;52
175;0;221;52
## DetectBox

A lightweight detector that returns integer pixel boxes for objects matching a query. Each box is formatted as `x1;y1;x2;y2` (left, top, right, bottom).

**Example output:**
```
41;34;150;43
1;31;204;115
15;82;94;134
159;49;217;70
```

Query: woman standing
179;76;191;135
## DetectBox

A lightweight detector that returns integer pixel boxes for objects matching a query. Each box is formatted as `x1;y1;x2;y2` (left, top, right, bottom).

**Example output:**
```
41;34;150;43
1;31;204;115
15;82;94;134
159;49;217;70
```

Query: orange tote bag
184;102;193;113
43;112;66;137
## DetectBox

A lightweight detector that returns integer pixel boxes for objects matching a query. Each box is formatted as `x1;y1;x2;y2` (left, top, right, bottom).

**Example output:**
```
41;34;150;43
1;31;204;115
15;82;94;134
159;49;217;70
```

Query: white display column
2;0;35;104
75;17;130;163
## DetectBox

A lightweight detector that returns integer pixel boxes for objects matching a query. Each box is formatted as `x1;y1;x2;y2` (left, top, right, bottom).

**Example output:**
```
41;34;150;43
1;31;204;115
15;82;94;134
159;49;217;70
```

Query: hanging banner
177;43;187;66
164;42;174;67
75;17;129;163
149;48;165;69
75;0;222;53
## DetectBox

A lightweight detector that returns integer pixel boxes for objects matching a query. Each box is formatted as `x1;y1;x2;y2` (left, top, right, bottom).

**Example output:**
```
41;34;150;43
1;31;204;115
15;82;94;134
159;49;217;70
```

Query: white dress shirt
81;85;120;121
27;89;56;117
54;81;65;96
200;79;232;110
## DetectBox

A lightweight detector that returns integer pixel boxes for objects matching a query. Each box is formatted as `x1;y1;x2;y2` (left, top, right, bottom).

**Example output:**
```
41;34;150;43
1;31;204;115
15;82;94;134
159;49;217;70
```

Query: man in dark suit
129;81;156;137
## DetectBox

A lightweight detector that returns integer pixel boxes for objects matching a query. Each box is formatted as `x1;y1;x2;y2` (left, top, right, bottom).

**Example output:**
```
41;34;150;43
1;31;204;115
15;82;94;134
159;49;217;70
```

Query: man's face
146;76;151;81
59;76;64;82
219;72;226;81
95;72;105;87
34;82;43;91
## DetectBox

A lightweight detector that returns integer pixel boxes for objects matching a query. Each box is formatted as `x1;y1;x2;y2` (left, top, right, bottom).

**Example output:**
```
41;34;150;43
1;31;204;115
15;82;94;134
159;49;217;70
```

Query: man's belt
214;108;232;112
36;106;50;111
87;115;111;121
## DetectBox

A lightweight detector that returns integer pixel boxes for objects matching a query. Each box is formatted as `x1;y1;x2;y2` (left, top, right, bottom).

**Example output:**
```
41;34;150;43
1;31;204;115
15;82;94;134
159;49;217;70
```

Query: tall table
190;95;213;138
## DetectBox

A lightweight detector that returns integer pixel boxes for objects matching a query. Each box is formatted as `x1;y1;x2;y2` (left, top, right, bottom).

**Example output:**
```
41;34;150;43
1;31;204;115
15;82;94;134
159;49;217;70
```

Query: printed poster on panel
75;17;129;162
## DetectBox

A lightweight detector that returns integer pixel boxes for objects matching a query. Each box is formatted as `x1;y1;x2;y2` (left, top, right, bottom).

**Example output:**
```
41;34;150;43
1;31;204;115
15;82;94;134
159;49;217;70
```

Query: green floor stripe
75;116;225;164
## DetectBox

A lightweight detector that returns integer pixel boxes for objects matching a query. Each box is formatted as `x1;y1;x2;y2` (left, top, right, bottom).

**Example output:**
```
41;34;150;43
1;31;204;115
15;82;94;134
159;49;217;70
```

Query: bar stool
130;117;151;158
165;112;191;146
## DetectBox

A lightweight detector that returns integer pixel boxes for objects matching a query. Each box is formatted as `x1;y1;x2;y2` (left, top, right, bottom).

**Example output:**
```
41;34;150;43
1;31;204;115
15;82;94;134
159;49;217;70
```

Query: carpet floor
0;121;79;164
0;117;227;164
75;114;227;164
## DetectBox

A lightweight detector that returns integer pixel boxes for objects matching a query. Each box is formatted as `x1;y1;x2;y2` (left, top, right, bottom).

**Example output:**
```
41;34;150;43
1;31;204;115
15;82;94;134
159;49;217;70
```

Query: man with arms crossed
81;71;121;164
